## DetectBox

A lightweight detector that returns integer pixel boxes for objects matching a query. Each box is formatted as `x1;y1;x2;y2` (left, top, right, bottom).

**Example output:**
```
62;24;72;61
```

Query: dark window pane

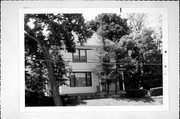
80;50;87;62
74;49;79;56
75;73;86;87
73;56;79;62
80;50;86;56
72;49;87;62
73;49;79;62
70;75;76;87
86;72;92;86
80;56;86;62
76;77;86;87
70;72;92;87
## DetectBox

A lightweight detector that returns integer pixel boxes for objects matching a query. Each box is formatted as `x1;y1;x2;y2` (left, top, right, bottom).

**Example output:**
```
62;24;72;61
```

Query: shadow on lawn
25;95;87;106
113;97;155;103
65;100;87;106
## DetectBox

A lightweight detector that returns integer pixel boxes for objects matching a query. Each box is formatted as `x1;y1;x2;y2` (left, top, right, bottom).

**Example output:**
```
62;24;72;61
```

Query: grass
67;96;163;106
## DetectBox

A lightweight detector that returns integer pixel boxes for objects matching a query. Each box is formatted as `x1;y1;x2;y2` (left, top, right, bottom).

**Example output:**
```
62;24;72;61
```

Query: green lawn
68;96;163;106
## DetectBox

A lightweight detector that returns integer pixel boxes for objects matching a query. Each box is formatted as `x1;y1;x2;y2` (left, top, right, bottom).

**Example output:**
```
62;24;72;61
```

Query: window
70;72;92;87
72;49;87;62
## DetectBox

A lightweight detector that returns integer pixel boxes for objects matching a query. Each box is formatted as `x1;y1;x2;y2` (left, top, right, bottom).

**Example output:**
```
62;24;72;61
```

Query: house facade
59;35;127;95
59;45;101;94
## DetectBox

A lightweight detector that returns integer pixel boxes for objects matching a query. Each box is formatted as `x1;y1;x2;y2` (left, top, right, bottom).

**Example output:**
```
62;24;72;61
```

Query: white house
59;45;100;94
58;33;127;95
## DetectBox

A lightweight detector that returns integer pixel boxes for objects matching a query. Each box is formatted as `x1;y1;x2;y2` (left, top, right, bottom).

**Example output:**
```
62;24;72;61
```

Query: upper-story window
72;49;87;62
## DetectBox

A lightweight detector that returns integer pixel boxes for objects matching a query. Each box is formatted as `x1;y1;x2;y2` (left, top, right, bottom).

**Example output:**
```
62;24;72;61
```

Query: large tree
126;13;147;32
25;14;92;106
90;13;162;92
115;28;162;89
126;13;163;89
87;13;130;94
113;13;163;90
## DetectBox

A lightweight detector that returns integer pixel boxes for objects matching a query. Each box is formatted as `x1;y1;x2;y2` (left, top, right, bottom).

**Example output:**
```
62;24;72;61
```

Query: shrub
126;89;147;98
61;95;71;105
25;94;54;106
150;87;163;96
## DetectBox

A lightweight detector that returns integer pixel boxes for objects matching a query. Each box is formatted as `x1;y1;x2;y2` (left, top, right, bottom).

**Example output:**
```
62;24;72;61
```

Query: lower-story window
70;72;92;87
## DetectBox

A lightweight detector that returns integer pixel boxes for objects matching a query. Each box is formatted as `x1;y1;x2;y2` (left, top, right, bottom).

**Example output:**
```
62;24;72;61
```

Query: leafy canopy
25;14;92;96
87;13;130;42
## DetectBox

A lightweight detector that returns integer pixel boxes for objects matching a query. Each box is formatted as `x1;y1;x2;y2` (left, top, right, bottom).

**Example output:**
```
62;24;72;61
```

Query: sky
80;8;162;27
78;8;163;46
27;8;163;46
78;8;122;21
66;8;163;46
52;8;163;23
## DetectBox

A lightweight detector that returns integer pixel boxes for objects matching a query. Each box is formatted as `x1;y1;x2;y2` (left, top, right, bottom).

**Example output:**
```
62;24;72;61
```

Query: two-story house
59;45;100;95
59;35;126;95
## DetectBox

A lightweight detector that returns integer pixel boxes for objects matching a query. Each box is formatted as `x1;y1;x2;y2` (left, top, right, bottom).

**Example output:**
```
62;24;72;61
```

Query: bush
126;89;147;98
25;95;54;106
150;87;163;96
25;93;72;106
61;95;71;105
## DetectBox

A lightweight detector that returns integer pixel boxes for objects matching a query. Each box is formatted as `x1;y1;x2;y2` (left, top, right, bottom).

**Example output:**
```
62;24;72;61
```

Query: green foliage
150;87;163;96
52;55;67;85
25;14;92;53
92;13;162;91
126;89;147;98
25;59;47;95
118;28;162;63
126;13;147;32
88;13;130;93
25;14;92;97
87;13;130;42
117;29;162;89
142;65;162;89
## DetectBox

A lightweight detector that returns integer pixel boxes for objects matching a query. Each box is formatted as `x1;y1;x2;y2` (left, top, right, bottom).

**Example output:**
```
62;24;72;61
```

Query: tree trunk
46;60;63;106
25;33;63;106
106;76;109;95
119;72;123;90
104;83;106;92
121;71;125;90
115;60;118;94
115;73;118;94
107;83;109;95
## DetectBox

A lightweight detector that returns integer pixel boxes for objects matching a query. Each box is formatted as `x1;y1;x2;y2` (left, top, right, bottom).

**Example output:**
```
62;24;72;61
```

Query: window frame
72;49;87;62
70;72;92;87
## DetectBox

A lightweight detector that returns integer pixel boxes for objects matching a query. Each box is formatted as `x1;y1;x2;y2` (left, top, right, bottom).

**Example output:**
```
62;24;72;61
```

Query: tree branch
25;32;42;45
25;32;49;55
